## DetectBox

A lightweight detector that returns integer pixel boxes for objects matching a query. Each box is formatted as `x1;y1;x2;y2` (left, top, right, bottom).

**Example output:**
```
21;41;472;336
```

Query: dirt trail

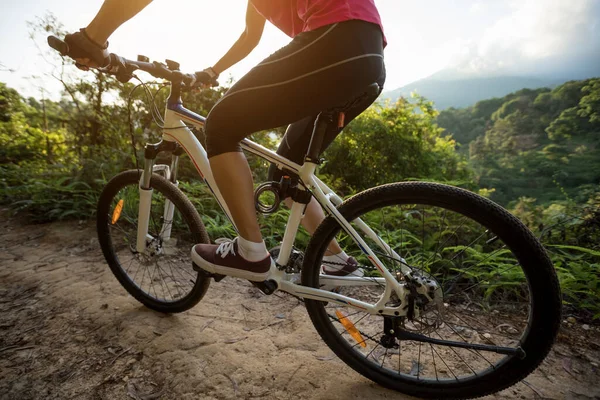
1;210;599;400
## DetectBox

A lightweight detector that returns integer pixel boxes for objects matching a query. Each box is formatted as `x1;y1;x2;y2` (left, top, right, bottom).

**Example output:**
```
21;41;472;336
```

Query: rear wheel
302;182;561;399
97;170;210;313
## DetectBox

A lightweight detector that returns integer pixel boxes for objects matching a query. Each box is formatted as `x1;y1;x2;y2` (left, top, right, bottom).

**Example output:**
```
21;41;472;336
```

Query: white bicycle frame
136;97;413;317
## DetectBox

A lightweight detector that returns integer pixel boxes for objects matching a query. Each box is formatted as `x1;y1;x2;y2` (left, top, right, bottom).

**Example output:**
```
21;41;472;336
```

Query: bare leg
284;198;343;256
210;152;262;242
85;0;154;44
211;151;342;256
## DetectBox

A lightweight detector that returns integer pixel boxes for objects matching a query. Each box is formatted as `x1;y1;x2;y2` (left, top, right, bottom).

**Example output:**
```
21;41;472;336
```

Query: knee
205;110;242;158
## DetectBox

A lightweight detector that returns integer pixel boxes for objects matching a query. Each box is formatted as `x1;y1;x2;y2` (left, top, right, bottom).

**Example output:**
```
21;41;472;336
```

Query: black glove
193;67;219;87
64;28;110;68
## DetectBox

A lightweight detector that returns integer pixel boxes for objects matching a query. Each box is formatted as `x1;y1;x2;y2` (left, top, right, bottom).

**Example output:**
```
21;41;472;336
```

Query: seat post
305;111;336;164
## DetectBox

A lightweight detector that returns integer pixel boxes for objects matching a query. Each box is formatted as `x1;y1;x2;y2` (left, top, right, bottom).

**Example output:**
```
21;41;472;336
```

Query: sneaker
320;256;364;292
191;238;272;282
321;256;364;278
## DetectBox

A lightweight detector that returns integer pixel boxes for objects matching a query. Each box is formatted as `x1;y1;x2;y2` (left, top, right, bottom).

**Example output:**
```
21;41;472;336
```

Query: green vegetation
438;80;600;206
437;81;600;319
322;95;471;193
0;15;598;319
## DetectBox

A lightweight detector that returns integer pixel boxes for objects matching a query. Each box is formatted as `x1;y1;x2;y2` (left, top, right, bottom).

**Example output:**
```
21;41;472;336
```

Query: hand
193;67;219;88
64;29;110;69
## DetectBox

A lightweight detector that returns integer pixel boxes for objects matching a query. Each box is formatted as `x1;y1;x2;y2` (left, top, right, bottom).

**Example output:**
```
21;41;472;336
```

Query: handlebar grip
47;36;69;56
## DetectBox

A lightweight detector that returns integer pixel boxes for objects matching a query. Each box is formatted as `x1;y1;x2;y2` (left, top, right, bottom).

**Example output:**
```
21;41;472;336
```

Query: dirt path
1;210;599;400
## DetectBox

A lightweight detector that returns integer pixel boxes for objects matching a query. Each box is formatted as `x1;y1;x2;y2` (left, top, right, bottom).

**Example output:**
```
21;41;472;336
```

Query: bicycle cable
126;76;143;173
127;73;189;170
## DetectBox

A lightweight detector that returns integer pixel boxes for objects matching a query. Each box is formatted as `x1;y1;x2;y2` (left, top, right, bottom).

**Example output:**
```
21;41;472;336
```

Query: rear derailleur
379;272;442;348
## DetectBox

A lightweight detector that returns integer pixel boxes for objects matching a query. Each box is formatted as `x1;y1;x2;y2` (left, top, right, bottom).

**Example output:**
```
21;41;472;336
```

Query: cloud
468;1;486;15
450;0;600;77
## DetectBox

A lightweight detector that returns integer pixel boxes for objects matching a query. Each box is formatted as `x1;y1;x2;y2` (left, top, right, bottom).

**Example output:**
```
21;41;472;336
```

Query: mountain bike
48;36;561;399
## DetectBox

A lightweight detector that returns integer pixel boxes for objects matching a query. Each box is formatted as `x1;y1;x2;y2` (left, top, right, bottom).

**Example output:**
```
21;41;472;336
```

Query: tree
578;79;600;124
0;83;23;122
320;95;471;192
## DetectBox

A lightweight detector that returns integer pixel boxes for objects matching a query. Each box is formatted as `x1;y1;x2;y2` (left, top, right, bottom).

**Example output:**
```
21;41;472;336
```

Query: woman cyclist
64;0;386;282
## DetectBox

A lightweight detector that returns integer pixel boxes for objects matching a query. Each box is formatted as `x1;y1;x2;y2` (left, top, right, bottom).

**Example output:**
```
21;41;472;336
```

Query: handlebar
47;35;197;86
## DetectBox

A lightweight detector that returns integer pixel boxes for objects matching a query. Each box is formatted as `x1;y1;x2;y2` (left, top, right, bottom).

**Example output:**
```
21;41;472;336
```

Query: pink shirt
250;0;385;43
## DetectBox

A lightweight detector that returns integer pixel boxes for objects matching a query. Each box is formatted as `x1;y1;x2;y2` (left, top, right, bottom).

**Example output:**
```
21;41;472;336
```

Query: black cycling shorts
204;19;386;176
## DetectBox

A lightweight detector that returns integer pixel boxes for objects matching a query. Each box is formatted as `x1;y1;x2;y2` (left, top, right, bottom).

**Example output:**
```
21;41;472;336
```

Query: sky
0;0;599;100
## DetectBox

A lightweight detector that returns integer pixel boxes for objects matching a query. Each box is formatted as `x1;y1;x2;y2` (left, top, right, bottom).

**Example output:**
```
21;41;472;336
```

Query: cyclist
64;0;386;282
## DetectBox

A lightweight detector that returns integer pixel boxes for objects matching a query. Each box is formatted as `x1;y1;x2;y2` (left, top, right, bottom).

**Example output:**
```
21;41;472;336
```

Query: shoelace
215;239;236;259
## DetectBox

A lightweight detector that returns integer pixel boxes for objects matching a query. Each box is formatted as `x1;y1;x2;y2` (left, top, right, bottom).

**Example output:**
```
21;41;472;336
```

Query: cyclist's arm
212;1;266;75
86;0;154;45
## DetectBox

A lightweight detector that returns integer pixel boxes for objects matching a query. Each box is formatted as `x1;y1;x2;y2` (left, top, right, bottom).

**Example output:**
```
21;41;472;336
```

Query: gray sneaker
191;238;272;282
320;256;364;292
321;256;364;277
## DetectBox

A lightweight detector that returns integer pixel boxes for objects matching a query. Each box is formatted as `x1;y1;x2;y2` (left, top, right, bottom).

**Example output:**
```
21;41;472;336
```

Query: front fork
136;141;181;253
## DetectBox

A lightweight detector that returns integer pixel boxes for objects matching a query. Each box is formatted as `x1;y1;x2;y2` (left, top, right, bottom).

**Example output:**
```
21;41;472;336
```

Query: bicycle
48;36;562;399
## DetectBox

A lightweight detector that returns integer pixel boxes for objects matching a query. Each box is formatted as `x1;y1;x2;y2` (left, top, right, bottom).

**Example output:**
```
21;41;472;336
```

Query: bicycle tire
302;182;561;399
97;170;211;313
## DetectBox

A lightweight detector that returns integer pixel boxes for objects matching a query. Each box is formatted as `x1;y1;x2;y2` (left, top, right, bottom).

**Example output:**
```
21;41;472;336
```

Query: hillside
383;75;560;110
436;78;600;205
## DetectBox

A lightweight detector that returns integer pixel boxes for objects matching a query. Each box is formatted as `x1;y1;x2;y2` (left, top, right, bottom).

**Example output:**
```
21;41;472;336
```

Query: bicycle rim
302;182;560;398
98;171;209;310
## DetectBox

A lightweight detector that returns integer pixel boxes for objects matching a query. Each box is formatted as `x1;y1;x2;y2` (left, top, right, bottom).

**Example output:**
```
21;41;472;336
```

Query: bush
0;160;116;222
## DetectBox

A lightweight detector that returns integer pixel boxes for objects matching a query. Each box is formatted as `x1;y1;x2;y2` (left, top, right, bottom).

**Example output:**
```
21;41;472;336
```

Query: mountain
383;74;562;110
383;50;600;110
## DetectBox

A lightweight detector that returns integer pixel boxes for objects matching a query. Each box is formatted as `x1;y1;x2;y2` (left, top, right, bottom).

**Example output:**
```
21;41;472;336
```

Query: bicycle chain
321;260;377;272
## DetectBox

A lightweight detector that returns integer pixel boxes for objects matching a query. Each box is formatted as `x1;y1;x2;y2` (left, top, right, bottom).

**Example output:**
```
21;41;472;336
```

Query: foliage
1;14;599;318
509;195;600;319
321;95;472;193
0;161;104;222
438;79;600;206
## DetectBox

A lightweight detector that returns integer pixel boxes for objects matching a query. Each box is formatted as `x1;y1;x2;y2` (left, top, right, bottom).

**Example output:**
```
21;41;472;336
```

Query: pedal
251;279;278;295
193;263;226;282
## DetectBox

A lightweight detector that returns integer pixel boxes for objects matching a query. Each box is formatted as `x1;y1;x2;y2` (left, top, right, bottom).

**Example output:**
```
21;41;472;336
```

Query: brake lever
100;53;134;83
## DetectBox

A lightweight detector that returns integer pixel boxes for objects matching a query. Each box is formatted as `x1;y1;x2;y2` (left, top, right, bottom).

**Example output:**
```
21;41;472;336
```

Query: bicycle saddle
325;82;382;114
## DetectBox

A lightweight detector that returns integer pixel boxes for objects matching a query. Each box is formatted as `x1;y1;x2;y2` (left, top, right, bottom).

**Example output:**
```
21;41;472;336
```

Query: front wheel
97;170;211;313
302;182;561;399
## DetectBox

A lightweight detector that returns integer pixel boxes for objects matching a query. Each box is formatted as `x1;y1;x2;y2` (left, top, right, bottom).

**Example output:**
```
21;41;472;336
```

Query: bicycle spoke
450;262;519;295
430;344;438;381
151;263;163;300
310;190;549;391
432;328;479;377
381;206;397;272
437;316;496;368
380;348;388;369
102;179;202;306
438;308;523;342
163;255;195;286
394;205;403;264
420;206;425;273
398;339;402;374
430;343;459;381
155;262;176;301
428;209;449;266
417;340;422;379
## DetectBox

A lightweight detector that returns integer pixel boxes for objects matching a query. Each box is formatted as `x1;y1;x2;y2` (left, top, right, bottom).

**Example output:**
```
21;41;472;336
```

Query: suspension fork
137;156;154;253
136;140;181;253
160;152;181;241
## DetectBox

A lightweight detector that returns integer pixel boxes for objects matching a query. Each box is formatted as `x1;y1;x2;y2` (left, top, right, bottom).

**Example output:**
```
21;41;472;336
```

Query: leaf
547;245;600;257
59;209;80;219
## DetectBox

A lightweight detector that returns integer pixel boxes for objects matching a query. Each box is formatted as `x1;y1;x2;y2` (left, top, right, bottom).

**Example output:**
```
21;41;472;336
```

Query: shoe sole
319;267;364;291
191;250;271;282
